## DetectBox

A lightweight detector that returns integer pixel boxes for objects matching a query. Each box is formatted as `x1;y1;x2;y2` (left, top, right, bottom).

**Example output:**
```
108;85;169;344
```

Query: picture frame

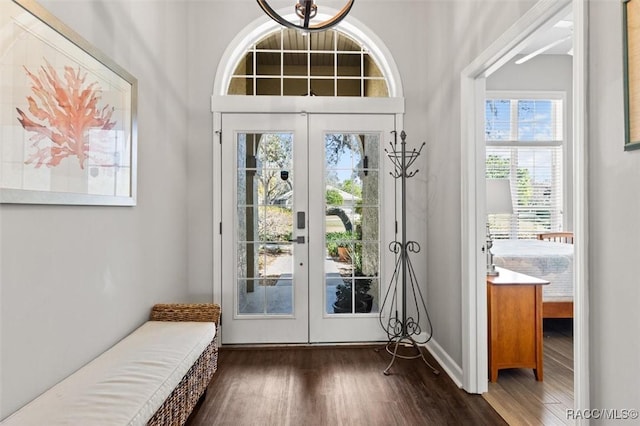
0;0;138;205
623;0;640;151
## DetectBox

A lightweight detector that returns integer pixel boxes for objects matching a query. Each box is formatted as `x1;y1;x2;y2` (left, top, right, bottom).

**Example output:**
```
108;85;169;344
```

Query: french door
220;113;395;344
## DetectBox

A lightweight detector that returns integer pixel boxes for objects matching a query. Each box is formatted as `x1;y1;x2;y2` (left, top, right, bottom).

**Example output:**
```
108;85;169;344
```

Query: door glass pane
310;79;334;96
256;52;280;75
229;77;254;95
283;78;308;96
283;53;307;76
236;132;294;315
256;78;281;95
336;79;361;96
337;53;361;76
324;133;380;314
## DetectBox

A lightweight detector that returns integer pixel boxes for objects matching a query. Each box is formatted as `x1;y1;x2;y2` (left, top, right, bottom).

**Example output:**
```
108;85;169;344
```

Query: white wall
412;0;536;364
0;0;191;418
487;54;574;231
589;0;640;415
4;0;639;420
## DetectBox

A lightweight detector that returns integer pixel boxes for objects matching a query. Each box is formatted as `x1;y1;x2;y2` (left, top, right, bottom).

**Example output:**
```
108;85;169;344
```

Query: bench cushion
1;321;216;426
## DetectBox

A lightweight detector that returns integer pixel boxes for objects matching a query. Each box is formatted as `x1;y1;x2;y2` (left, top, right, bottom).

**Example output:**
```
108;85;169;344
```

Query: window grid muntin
229;28;388;97
324;132;381;315
485;94;565;239
236;131;296;316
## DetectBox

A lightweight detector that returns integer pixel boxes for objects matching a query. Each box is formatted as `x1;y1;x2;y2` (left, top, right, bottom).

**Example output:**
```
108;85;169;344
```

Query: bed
491;239;574;318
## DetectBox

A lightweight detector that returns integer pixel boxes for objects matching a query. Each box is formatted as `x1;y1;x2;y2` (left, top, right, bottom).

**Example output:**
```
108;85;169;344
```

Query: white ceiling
518;13;573;57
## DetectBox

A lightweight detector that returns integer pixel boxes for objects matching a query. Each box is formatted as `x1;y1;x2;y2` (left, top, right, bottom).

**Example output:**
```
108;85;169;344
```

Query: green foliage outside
325;231;354;257
325;188;343;206
340;179;362;198
486;154;533;206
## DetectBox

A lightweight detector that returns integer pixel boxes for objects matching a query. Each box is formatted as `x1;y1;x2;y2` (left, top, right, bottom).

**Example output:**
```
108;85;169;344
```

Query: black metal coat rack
378;130;439;376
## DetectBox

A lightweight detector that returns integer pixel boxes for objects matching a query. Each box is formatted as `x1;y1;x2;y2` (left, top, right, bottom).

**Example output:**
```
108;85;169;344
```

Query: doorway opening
220;113;395;344
212;10;405;345
460;0;588;416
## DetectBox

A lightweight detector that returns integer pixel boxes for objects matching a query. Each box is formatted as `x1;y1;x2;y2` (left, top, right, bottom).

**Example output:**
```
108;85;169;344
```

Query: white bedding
1;321;216;426
492;239;574;300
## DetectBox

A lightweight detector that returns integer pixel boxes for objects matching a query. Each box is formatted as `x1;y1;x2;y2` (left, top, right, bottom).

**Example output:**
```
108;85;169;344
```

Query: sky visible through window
325;134;363;185
485;99;562;183
485;99;558;142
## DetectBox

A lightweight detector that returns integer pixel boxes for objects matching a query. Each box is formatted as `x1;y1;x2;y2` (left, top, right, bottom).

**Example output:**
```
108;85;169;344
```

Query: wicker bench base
147;334;218;425
147;303;221;425
0;304;220;426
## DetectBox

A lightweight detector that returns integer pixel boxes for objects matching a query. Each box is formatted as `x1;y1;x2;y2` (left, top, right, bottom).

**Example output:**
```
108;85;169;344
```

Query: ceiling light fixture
256;0;354;32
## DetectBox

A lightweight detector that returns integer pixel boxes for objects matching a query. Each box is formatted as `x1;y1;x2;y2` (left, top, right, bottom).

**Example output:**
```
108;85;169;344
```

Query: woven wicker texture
150;303;221;324
147;303;220;425
146;336;218;426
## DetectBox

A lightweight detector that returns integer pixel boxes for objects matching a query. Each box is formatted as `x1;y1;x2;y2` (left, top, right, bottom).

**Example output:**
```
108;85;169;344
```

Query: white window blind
485;95;564;239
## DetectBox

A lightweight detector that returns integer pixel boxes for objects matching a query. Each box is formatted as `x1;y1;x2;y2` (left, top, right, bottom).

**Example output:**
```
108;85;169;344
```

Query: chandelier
256;0;354;32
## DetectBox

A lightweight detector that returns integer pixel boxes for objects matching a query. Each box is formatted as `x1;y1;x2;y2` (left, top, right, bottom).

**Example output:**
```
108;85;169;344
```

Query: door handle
288;236;305;244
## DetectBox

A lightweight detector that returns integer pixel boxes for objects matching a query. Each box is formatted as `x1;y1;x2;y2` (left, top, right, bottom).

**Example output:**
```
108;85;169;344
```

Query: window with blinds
485;94;564;239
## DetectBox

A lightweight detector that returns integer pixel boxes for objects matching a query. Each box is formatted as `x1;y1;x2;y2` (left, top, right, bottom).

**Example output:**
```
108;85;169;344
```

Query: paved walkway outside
239;254;344;314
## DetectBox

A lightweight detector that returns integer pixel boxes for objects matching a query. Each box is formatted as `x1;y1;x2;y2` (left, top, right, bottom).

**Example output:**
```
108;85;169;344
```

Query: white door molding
460;1;588;418
210;7;406;342
571;0;590;418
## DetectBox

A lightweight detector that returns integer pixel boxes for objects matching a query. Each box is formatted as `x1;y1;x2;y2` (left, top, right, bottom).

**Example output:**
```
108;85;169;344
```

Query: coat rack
378;130;439;376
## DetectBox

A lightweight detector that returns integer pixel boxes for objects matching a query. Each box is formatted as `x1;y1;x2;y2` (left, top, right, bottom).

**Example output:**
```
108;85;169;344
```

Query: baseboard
419;335;464;388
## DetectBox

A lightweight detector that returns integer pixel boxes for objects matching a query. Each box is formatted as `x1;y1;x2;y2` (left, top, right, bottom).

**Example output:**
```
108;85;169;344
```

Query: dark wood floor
483;319;574;426
186;344;506;426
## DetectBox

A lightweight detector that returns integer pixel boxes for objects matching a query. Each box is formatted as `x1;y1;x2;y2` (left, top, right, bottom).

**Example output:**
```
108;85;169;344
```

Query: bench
1;303;220;426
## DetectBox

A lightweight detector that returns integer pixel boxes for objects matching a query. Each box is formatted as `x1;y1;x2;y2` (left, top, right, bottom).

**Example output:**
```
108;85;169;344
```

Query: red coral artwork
16;59;117;170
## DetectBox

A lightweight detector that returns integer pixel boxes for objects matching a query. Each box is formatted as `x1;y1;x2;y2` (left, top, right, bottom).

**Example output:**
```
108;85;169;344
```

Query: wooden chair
537;231;574;244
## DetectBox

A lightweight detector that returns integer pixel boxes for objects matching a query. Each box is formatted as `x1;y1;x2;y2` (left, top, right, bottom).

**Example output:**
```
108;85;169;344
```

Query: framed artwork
0;0;138;205
624;0;640;151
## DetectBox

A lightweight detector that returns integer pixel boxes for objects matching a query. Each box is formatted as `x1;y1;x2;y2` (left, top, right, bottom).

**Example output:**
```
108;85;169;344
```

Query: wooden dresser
487;267;549;382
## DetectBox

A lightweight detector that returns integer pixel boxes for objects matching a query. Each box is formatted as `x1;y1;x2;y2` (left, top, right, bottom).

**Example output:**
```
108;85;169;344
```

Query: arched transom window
228;28;389;97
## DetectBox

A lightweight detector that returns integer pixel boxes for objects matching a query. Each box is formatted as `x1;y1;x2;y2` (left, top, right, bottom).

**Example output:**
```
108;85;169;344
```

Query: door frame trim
211;7;407;337
459;0;588;415
212;101;405;344
211;96;404;114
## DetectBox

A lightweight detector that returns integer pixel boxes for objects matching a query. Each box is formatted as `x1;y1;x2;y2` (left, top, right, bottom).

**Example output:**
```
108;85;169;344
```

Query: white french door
308;114;395;343
220;113;395;344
